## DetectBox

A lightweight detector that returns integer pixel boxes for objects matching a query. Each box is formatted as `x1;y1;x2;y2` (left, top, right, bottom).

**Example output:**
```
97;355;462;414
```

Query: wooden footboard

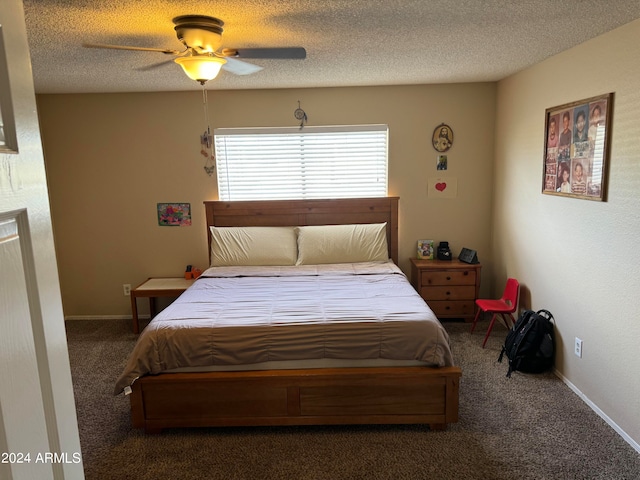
130;366;461;433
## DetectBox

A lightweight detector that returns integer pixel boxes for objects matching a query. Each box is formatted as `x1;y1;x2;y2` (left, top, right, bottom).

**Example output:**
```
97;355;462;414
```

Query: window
214;125;388;201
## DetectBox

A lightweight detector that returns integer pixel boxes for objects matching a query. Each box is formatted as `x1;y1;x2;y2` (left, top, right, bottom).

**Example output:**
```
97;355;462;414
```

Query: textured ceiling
22;0;640;94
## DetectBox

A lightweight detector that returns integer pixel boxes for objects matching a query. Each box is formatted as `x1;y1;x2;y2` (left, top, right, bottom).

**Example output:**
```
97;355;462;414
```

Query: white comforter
115;261;454;394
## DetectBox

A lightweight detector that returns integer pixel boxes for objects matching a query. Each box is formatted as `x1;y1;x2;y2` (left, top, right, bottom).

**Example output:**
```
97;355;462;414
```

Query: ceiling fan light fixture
174;55;227;84
175;27;223;53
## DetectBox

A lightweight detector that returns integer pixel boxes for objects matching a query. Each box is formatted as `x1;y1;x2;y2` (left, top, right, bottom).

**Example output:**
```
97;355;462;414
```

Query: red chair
470;278;520;348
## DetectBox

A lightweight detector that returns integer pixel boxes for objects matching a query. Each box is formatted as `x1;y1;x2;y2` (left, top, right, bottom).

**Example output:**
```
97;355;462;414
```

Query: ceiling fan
83;15;306;84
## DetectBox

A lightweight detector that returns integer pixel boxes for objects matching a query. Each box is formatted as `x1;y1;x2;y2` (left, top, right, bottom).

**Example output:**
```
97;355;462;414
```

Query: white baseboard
64;314;150;321
554;368;640;454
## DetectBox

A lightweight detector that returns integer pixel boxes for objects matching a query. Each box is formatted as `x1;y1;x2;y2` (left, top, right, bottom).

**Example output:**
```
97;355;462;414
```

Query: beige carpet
65;319;640;479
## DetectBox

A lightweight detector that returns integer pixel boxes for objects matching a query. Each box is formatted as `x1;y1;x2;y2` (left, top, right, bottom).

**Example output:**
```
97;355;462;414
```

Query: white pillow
210;226;297;266
295;223;389;265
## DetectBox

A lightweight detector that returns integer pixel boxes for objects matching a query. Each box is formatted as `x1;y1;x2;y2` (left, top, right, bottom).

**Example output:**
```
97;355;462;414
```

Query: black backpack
498;309;555;377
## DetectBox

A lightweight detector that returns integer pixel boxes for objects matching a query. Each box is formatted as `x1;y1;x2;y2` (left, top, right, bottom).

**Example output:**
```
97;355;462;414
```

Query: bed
119;197;461;433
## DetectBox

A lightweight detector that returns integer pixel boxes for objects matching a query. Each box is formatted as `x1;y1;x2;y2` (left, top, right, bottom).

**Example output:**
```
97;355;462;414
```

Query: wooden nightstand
410;258;482;321
130;277;195;333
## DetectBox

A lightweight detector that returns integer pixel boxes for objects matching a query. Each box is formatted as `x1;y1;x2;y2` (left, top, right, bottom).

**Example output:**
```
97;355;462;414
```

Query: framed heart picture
428;177;458;198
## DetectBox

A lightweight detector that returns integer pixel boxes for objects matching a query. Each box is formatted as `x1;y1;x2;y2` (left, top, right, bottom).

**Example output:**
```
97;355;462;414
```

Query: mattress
115;261;454;394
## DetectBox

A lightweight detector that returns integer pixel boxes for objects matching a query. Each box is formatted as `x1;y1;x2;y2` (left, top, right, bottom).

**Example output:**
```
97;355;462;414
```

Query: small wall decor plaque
432;123;453;152
157;203;191;226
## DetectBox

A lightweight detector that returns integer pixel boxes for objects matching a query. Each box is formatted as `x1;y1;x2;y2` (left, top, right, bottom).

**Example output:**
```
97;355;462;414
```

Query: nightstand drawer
428;300;476;317
420;285;476;301
421;270;476;286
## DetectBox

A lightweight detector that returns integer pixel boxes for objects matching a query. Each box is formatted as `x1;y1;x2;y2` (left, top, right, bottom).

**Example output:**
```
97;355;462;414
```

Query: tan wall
493;19;640;445
37;83;496;317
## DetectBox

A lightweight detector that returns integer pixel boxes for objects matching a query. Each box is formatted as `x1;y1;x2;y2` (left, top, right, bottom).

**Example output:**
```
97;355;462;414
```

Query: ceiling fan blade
222;57;264;76
221;47;306;59
136;59;176;71
82;43;182;55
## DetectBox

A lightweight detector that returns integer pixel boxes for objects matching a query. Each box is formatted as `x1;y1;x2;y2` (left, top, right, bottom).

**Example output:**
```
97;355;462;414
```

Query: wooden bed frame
130;197;461;433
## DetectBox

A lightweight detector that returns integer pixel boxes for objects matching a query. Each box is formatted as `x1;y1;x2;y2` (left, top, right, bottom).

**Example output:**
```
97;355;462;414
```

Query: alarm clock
458;247;479;264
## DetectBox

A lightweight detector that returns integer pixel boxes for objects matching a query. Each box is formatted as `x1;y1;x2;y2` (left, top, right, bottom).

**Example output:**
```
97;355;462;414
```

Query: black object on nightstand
437;241;452;261
459;248;479;264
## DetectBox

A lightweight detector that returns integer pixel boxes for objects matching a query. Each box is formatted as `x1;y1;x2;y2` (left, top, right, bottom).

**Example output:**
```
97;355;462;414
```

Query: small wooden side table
130;277;195;333
410;258;482;321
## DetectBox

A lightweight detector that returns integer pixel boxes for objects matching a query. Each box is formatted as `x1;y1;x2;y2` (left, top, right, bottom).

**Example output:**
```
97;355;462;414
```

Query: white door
0;1;84;479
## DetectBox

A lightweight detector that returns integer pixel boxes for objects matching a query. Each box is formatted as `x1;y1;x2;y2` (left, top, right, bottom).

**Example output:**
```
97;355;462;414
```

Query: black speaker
437;241;452;261
458;247;479;264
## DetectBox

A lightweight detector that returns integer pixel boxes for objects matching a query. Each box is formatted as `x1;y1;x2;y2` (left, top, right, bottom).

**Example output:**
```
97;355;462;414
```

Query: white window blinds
214;125;388;201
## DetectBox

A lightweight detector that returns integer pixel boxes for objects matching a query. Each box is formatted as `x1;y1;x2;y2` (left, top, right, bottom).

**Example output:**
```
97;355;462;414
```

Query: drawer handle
446;291;451;295
463;271;469;276
446;276;451;281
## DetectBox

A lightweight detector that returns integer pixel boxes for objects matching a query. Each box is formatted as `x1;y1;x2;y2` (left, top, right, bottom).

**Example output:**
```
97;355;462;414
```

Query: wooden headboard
204;197;399;264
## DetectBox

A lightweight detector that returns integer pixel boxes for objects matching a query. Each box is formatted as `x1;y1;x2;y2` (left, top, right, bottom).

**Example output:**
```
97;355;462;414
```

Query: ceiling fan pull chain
201;86;215;176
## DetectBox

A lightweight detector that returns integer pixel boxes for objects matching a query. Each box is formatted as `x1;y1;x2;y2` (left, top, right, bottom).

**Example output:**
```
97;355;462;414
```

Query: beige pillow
295;223;389;265
210;226;297;266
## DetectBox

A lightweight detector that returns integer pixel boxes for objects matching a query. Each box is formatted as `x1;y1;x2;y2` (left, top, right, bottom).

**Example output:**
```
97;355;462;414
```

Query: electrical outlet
574;337;583;358
123;284;131;296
